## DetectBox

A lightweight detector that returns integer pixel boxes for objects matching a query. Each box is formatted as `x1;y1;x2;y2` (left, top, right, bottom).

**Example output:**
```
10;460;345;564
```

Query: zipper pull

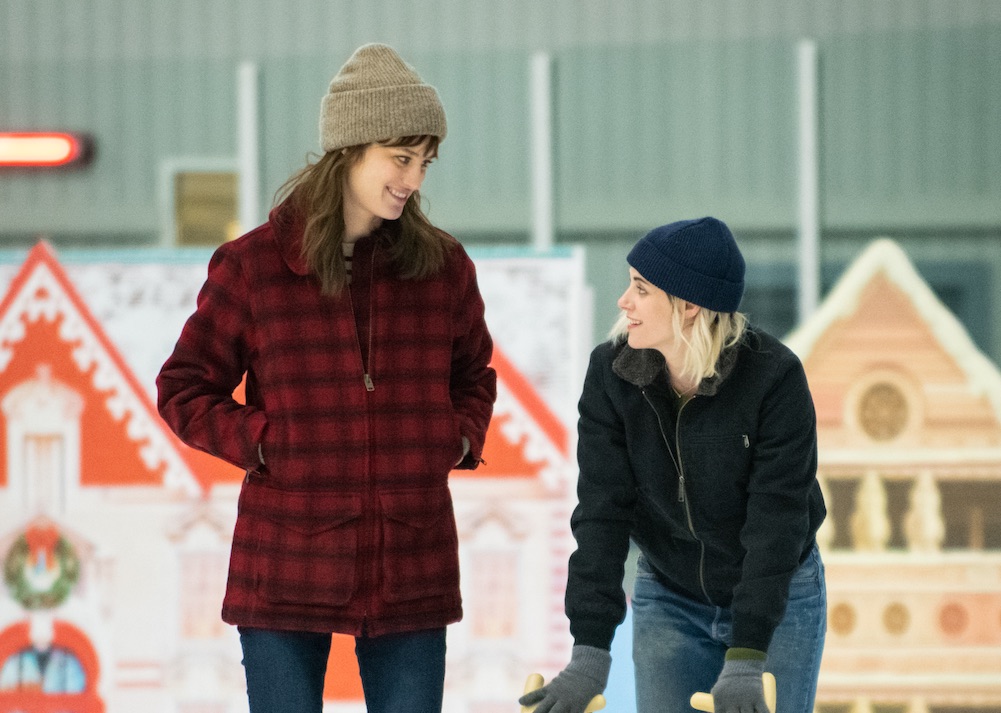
677;475;685;502
743;434;749;448
364;373;375;391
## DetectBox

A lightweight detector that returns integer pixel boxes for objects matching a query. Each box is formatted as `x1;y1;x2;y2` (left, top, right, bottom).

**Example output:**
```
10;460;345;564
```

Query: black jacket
567;329;825;652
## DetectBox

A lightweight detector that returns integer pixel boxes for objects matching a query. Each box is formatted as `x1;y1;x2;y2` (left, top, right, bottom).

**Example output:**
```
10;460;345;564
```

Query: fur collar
611;339;740;397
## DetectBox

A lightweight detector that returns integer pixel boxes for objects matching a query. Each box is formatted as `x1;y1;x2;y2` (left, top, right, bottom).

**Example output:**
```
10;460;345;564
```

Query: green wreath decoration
3;534;80;610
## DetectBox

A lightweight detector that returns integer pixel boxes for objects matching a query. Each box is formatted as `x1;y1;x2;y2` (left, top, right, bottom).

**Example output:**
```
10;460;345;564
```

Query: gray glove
710;649;768;713
518;645;610;713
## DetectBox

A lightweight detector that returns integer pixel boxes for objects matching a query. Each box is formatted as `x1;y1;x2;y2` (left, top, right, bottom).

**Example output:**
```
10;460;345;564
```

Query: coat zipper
674;399;689;503
347;240;378;634
347;246;377;392
642;389;713;605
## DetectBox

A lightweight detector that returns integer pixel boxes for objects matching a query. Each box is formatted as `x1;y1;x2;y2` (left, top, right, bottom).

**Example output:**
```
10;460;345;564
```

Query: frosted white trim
786;238;1001;422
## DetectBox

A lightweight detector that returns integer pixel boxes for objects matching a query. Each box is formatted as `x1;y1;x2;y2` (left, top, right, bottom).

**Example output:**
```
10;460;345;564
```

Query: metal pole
530;52;554;252
238;61;261;233
796;40;820;322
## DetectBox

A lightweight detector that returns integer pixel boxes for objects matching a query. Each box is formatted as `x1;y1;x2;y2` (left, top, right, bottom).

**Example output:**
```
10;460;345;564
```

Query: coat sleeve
448;247;496;469
156;242;267;470
731;353;820;651
566;345;636;650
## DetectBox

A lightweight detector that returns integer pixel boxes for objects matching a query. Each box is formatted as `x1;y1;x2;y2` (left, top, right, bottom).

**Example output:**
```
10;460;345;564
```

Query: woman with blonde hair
521;217;826;713
158;44;496;713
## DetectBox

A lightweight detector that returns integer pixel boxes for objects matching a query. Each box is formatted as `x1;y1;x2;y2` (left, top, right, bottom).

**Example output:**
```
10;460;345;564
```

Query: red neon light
0;132;86;167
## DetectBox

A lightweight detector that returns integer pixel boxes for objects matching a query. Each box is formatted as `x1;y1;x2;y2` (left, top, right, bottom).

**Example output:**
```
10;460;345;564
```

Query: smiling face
617;267;681;354
342;138;436;241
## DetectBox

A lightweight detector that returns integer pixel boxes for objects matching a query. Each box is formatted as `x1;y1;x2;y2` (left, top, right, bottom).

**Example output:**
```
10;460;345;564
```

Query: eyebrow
399;147;435;160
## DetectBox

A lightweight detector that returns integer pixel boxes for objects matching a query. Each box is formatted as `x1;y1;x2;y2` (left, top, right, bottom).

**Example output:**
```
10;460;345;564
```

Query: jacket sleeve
566;345;636;650
448;247;496;469
731;353;819;651
156;242;267;470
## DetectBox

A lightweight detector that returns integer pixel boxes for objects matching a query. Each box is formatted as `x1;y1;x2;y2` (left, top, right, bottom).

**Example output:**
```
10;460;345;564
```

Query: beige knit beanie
319;43;447;152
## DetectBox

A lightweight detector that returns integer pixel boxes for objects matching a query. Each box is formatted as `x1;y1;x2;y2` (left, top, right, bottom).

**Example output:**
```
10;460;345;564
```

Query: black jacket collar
610;338;741;397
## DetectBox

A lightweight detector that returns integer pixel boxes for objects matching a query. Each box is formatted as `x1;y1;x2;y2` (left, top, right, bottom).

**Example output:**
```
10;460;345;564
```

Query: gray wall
5;0;1001;58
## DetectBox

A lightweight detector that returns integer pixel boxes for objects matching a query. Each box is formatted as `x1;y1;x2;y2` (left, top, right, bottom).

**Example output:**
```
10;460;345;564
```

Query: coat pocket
684;432;753;523
248;486;363;607
379;488;460;603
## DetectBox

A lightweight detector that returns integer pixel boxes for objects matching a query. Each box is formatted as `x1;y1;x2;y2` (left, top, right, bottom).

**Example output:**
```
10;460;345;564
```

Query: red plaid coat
157;206;496;636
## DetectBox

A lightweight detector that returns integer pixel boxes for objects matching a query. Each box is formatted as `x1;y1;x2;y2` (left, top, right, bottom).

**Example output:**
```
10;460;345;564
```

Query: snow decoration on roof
786;238;1001;421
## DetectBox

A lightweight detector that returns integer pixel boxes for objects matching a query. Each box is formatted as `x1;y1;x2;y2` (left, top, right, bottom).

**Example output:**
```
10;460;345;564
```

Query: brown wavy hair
274;135;452;295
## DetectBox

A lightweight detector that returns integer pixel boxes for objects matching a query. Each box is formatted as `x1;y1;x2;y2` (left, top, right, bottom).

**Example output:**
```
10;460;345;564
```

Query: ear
682;301;702;320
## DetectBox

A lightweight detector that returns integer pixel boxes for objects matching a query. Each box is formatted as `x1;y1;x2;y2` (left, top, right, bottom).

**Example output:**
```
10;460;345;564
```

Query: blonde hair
609;297;748;384
274;135;450;296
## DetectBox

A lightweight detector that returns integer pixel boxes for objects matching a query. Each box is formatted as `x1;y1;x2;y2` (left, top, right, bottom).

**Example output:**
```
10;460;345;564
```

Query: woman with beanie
520;217;826;713
157;44;496;713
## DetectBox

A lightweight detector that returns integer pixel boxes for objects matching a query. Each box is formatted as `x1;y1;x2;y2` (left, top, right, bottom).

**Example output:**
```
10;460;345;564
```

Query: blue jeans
238;626;447;713
632;545;826;713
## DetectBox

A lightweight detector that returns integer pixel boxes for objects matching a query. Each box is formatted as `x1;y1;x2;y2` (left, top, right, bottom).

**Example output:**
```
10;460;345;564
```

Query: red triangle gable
0;242;223;494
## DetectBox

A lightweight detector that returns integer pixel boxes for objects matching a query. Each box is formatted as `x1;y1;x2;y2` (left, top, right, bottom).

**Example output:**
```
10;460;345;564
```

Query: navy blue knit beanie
626;217;745;313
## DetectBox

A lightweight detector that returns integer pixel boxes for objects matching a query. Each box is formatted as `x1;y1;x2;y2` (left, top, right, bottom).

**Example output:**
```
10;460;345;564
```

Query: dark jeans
238;626;447;713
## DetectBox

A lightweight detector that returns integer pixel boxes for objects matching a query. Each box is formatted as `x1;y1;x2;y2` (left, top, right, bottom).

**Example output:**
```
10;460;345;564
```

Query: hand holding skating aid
521;673;606;713
690;672;776;713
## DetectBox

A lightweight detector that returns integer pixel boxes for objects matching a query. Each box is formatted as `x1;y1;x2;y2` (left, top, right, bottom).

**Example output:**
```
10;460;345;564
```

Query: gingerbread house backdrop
788;239;1001;712
3;236;1001;713
0;242;591;713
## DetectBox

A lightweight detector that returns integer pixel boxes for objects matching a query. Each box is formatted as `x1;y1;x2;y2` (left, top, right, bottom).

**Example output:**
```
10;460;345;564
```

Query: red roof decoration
0;242;223;494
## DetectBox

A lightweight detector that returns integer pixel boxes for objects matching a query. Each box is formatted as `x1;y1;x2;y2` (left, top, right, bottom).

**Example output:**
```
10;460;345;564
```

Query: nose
617;288;631;311
402;163;425;191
